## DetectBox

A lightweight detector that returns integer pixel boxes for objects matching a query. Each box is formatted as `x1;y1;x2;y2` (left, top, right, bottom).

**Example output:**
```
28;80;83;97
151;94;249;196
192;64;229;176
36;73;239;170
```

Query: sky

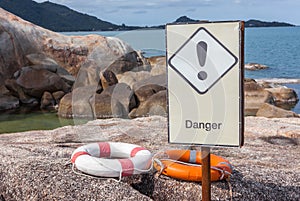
34;0;300;26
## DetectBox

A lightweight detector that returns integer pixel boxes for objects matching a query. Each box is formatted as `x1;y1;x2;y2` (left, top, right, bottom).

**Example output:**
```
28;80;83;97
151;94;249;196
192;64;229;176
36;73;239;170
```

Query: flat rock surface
0;116;299;200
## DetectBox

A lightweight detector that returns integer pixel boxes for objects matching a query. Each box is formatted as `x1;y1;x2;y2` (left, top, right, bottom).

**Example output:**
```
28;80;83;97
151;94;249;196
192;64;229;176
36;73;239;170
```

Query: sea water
1;27;299;133
244;27;300;79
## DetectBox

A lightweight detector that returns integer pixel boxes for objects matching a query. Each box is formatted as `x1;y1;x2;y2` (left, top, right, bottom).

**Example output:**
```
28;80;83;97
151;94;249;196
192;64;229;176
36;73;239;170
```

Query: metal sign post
167;21;244;200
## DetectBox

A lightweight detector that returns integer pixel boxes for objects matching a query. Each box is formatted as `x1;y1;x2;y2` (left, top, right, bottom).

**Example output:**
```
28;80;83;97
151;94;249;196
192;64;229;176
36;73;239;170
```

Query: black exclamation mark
197;41;208;80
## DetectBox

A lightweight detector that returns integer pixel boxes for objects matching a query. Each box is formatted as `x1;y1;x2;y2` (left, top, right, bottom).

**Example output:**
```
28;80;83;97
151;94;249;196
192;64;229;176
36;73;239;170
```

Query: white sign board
167;21;244;147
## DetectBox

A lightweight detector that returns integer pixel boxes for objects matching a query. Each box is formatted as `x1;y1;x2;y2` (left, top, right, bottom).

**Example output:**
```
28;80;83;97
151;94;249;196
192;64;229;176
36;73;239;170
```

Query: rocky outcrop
58;73;167;119
256;103;299;118
245;63;269;70
244;79;299;117
264;87;299;103
90;83;136;119
244;79;274;116
15;67;70;97
0;8;142;111
58;56;166;119
0;95;19;111
57;93;73;118
129;90;167;118
59;59;297;119
147;56;167;76
117;71;152;88
4;65;72;109
0;116;299;200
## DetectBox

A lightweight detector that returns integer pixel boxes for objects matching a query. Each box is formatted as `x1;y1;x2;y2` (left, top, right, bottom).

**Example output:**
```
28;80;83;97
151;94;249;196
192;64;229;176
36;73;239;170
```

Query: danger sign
167;21;244;147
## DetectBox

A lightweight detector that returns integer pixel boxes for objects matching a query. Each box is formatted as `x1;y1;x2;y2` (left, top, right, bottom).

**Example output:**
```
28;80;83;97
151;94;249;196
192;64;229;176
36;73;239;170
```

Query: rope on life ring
71;142;152;180
153;150;233;182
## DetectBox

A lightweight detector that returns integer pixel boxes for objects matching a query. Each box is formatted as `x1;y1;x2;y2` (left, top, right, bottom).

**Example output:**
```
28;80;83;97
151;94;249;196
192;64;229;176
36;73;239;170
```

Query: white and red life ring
71;142;152;177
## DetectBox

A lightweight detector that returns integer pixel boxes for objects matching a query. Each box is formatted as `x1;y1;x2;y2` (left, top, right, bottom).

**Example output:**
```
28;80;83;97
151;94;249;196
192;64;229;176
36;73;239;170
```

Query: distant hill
245;19;295;27
0;0;139;32
174;16;198;23
174;16;295;28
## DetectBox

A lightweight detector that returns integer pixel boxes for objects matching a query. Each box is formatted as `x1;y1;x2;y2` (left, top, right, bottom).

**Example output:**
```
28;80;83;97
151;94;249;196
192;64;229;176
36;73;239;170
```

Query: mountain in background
0;0;295;32
245;19;295;27
0;0;140;31
174;16;295;27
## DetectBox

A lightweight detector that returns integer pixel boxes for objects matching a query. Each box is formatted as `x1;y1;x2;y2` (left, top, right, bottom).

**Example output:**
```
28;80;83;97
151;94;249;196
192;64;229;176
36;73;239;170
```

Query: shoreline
1;77;300;134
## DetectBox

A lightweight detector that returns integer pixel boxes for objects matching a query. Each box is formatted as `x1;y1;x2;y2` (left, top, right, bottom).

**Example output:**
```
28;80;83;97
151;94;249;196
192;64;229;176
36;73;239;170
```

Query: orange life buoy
154;150;232;182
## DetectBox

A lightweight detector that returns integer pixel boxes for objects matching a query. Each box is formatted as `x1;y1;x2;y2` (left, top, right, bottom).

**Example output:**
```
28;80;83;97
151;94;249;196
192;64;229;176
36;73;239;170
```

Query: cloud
35;0;215;12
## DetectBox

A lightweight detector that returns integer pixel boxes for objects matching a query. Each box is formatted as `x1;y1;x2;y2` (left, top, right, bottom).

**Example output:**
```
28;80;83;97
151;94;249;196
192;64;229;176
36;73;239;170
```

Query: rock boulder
0;8;143;112
256;103;299;118
244;79;274;116
15;67;71;98
0;95;19;111
244;79;299;116
245;63;269;70
129;90;167;118
148;56;166;76
265;87;298;103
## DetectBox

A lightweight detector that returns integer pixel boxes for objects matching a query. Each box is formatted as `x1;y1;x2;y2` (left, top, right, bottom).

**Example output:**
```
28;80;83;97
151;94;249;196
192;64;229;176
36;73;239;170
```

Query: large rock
117;71;152;88
0;85;9;96
245;63;269;70
52;91;65;104
26;53;58;66
110;83;137;114
129;90;167;118
1;8;143;111
90;83;136;119
100;70;118;90
244;79;299;116
4;79;38;104
0;8;139;93
57;93;73;118
40;91;55;109
148;56;166;76
90;92;125;119
0;116;299;200
105;51;144;74
58;86;98;118
15;67;71;98
256;103;299;118
73;37;141;88
0;95;19;111
245;90;274;116
244;78;263;91
265;87;298;103
134;84;166;103
133;74;167;102
58;83;136;119
244;79;274;116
